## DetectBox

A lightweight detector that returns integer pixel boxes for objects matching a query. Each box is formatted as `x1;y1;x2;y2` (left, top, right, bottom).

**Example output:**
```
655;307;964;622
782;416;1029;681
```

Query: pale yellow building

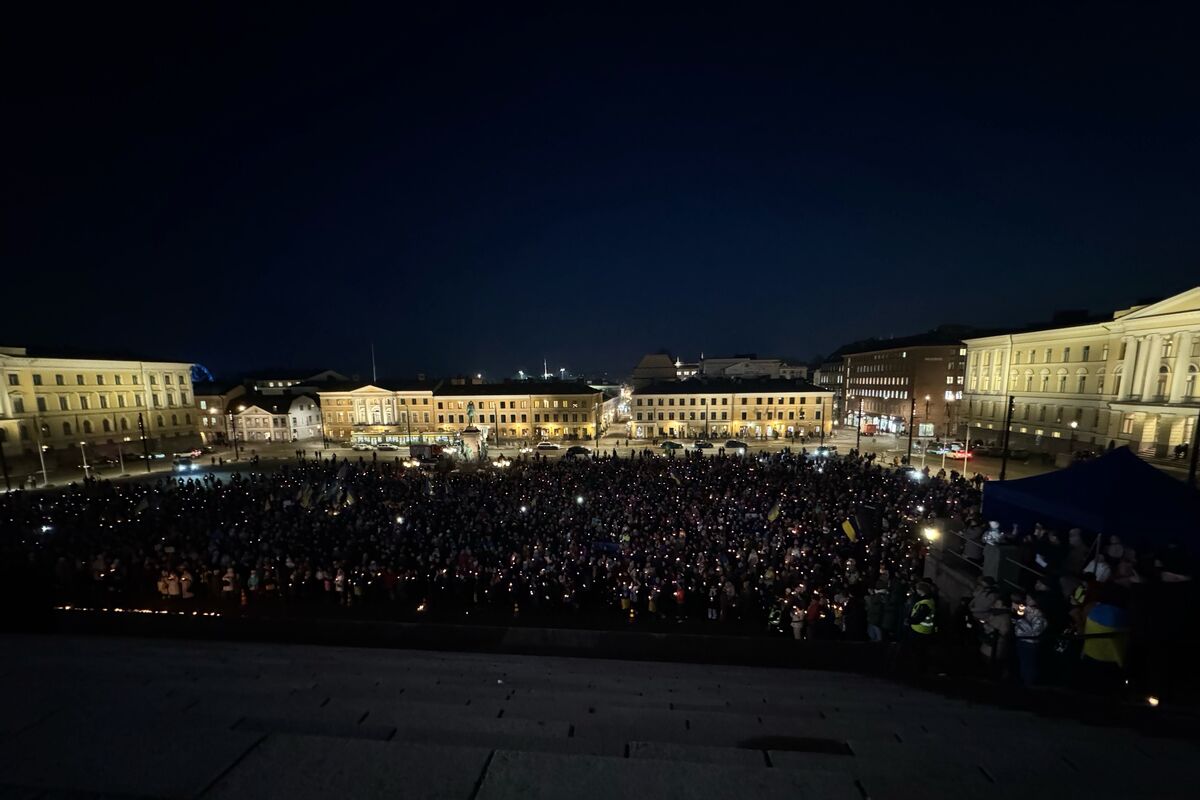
317;380;604;445
435;382;603;442
318;382;438;444
962;287;1200;457
630;378;834;440
0;345;199;470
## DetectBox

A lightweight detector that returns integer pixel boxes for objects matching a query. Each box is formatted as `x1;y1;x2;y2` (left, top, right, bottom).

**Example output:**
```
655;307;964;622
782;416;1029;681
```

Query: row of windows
976;339;1200;369
6;413;193;441
325;397;432;406
7;371;188;387
634;396;817;406
851;389;911;399
848;376;911;386
636;410;822;422
322;396;597;409
6;391;191;413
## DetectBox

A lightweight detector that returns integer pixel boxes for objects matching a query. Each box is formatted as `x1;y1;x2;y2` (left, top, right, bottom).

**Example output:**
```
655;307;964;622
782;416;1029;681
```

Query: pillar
1168;332;1192;403
1119;336;1138;400
1139;334;1162;399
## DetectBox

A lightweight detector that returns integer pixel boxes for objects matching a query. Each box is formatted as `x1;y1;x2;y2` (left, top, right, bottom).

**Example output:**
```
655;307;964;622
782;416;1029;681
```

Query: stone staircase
0;635;1195;799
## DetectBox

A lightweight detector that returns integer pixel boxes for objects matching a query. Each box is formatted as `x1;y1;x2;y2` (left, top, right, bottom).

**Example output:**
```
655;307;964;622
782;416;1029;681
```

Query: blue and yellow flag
1082;603;1128;666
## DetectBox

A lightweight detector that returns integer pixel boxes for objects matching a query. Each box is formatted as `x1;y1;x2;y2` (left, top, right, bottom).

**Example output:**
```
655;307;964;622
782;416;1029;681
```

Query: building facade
0;346;199;468
229;394;322;442
842;343;966;436
813;358;847;427
629;378;833;440
193;383;246;444
318;382;438;444
433;382;603;442
700;356;807;380
317;381;604;445
962;288;1200;457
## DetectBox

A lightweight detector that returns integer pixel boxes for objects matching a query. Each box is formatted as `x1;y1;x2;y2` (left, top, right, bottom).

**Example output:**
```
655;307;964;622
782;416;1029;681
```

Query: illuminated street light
922;527;939;542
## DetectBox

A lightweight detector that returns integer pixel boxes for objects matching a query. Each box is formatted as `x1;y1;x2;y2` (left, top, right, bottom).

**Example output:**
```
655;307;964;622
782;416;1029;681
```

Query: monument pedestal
460;425;483;462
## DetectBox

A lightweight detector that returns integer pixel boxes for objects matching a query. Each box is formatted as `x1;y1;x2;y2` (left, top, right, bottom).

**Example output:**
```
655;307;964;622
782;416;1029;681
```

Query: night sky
5;4;1199;380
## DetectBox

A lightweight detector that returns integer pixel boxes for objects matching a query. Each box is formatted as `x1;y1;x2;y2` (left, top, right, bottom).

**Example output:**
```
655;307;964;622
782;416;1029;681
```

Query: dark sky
5;3;1199;380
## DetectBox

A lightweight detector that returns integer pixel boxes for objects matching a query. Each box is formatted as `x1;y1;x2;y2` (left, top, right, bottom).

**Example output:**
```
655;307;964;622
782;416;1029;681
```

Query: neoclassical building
317;380;604;444
629;377;833;440
317;381;438;443
1;346;200;465
962;287;1200;457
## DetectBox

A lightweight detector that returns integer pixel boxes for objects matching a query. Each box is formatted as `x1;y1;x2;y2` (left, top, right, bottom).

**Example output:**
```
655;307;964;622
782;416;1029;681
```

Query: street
3;424;1061;494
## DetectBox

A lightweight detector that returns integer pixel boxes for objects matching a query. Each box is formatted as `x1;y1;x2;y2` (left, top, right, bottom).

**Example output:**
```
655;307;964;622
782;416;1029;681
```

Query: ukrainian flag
1082;603;1128;666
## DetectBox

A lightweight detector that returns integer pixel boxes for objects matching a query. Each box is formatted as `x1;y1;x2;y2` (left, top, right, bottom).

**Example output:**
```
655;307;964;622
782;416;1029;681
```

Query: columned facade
961;288;1200;460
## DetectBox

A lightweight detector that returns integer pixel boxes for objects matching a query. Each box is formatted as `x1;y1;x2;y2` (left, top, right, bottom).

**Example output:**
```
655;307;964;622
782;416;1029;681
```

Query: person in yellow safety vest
898;581;937;675
909;582;937;635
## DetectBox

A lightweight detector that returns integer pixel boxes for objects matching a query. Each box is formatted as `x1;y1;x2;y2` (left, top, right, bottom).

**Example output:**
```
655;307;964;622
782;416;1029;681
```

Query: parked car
693;440;714;449
724;439;749;451
351;443;374;452
565;445;591;457
376;443;400;451
78;457;119;470
659;441;683;451
535;441;561;450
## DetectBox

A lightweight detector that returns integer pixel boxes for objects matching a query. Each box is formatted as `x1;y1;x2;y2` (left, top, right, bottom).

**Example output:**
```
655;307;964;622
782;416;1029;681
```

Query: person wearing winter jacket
1014;594;1048;685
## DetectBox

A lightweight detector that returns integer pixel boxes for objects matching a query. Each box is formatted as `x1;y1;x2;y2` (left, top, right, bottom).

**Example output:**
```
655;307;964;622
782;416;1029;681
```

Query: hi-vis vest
910;597;936;635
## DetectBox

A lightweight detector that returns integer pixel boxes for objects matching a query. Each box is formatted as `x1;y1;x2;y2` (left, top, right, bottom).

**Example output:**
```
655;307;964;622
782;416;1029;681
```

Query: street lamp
1068;420;1078;454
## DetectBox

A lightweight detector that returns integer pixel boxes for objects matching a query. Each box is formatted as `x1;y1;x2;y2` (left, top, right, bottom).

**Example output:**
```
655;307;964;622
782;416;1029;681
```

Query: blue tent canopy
981;447;1200;554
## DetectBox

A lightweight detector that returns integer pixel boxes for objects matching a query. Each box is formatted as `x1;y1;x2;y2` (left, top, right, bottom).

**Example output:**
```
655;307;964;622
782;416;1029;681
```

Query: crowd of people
1;450;973;638
956;518;1194;694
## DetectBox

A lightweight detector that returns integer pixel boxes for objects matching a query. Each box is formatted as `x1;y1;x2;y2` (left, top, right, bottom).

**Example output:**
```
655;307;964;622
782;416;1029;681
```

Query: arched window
102;418;111;432
171;414;178;426
63;422;72;435
185;414;191;424
1186;366;1197;400
1155;366;1169;399
83;420;93;434
120;417;129;431
1096;368;1106;394
1076;369;1088;394
1113;367;1123;396
1040;370;1051;392
156;415;164;428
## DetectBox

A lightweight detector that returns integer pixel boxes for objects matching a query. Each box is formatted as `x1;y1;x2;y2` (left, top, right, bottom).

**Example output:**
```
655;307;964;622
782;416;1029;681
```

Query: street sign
918;423;936;438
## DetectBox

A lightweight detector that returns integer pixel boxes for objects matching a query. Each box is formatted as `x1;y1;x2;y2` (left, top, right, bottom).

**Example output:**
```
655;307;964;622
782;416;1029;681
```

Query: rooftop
0;344;196;365
435;380;600;397
635;376;826;395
